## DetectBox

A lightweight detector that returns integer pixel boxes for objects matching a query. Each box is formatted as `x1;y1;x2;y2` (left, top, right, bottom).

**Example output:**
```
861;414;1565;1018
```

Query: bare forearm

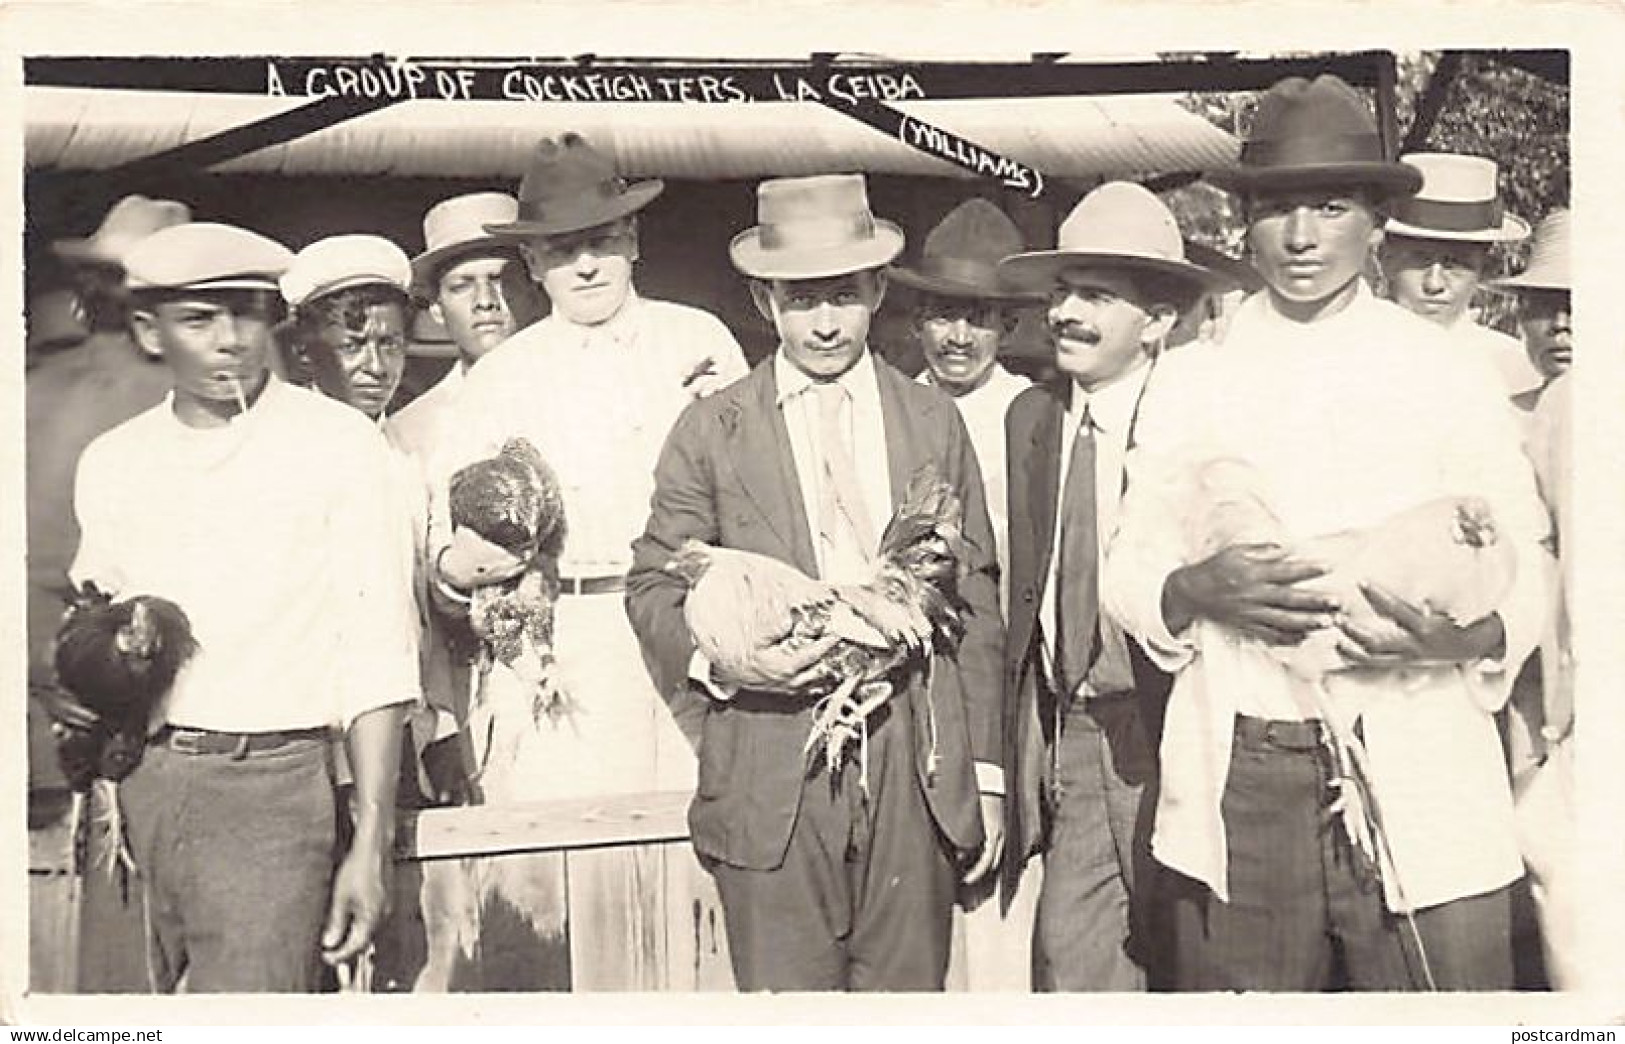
345;703;409;853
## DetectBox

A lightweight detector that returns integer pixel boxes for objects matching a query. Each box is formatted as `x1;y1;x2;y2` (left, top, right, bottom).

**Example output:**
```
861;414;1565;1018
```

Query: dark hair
292;283;410;344
127;286;287;324
428;246;522;303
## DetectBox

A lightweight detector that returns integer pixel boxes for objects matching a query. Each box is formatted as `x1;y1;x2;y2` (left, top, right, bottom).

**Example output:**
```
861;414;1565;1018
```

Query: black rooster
53;582;197;791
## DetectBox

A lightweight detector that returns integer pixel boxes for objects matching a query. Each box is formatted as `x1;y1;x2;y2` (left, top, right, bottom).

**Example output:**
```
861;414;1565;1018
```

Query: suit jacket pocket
696;703;738;799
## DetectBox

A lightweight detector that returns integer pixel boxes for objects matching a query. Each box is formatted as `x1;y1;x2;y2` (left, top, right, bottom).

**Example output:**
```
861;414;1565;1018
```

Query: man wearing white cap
626;173;1005;990
1378;152;1542;400
1495;209;1572;415
57;223;420;991
1104;76;1549;991
998;181;1228;992
431;136;747;801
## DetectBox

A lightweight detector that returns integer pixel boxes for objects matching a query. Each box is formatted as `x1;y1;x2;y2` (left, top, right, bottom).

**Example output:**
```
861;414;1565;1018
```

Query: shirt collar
1249;278;1379;332
774;346;878;407
1067;357;1151;435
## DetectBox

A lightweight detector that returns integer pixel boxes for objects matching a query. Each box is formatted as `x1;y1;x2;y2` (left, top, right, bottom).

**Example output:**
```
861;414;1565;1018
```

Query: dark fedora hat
1210;75;1422;199
485;133;664;239
890;198;1039;301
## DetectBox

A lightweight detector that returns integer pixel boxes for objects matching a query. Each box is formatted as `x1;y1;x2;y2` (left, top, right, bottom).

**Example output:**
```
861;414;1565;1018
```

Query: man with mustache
431;134;747;801
1103;75;1550;991
997;181;1226;991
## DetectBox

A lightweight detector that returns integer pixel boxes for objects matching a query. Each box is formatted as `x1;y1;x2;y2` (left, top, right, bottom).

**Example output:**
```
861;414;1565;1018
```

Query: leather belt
1234;714;1325;752
153;725;330;756
558;574;626;596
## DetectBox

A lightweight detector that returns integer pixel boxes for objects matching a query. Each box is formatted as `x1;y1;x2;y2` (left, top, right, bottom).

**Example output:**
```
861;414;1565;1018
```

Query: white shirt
920;363;1030;609
71;377;422;733
430;291;748;578
1103;284;1550;911
1039;362;1150;684
1447;314;1544;399
776;349;892;583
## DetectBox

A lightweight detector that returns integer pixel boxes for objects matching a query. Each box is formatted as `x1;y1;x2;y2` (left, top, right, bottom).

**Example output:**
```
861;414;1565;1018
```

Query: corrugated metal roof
25;87;1238;180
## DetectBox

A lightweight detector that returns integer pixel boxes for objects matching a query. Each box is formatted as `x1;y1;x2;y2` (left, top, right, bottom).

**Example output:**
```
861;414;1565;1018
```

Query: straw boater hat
1494;209;1571;292
123;223;292;293
1386;153;1530;243
730;174;905;281
890;198;1038;301
411;192;520;298
999;181;1228;296
52;195;193;266
280;235;412;311
485;134;663;239
1209;75;1423;200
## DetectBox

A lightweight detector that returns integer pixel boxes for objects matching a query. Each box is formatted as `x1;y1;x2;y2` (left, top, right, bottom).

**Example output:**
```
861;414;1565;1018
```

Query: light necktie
1054;406;1098;700
812;380;876;574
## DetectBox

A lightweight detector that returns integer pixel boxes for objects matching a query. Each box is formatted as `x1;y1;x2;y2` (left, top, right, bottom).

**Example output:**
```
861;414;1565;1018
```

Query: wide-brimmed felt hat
730;174;904;281
1209;75;1422;200
1385;153;1530;243
412;192;520;297
1494;209;1570;291
889;198;1039;302
999;181;1229;296
123;223;293;293
484;133;663;239
52;195;192;267
280;234;412;310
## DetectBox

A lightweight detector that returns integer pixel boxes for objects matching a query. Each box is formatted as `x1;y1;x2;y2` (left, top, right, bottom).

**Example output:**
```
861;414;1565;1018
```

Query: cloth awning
25;86;1238;181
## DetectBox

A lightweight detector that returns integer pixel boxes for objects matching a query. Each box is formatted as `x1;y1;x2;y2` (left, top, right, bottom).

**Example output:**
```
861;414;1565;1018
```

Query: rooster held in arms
52;582;197;875
445;437;569;797
664;466;970;789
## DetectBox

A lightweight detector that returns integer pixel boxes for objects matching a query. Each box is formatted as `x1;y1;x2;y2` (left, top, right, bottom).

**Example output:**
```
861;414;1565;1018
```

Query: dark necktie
1054;407;1098;699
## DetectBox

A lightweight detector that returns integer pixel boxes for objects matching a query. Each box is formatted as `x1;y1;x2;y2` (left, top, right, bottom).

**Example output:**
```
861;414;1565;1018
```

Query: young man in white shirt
625;174;1005;990
1103;75;1549;991
61;222;420;991
431;135;748;801
998;182;1226;991
1378;152;1540;400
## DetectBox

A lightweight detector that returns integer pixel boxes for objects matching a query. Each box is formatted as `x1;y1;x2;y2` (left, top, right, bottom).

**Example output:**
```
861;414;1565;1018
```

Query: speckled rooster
447;438;570;784
665;466;970;788
52;582;197;875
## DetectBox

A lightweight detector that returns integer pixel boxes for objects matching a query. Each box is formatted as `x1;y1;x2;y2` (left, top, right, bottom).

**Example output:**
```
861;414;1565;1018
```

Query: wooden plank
29;871;80;993
565;846;667;991
658;842;734;992
399;790;692;861
373;851;570;992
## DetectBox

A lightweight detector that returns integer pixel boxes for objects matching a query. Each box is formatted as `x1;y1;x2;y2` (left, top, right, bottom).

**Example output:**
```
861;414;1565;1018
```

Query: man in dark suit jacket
625;174;1005;991
996;182;1223;991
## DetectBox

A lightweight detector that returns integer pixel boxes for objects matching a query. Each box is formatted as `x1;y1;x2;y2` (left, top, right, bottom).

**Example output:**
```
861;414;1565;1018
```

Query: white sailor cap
280;234;412;309
123;222;293;293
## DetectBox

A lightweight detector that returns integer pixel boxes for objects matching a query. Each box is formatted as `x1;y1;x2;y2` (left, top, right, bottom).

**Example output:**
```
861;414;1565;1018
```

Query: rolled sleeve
1104;445;1201;674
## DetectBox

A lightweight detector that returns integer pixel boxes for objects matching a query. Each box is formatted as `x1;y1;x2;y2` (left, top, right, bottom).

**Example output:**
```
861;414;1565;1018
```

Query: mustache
1050;322;1098;344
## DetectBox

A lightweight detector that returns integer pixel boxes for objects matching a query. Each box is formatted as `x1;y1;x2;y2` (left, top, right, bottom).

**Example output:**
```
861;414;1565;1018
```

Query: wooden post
1374;51;1401;159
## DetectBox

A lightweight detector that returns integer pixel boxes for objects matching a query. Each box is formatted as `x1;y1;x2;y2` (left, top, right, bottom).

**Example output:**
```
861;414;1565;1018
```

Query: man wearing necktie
999;182;1228;991
626;174;1005;990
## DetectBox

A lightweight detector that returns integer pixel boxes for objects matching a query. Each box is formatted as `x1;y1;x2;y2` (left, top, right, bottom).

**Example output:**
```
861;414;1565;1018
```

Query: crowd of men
26;72;1575;994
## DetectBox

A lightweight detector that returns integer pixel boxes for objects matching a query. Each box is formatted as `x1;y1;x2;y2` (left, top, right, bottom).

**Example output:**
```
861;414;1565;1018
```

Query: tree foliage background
1164;50;1569;330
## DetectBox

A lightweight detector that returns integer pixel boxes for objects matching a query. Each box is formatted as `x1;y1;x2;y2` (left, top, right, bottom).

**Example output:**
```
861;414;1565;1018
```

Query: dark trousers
709;698;959;991
1409;885;1515;990
1035;693;1157;991
119;738;337;993
1169;716;1422;992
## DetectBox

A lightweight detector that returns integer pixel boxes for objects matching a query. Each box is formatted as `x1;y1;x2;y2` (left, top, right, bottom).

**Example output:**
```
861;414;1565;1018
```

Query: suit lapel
1027;378;1067;591
874;357;934;515
724;363;819;576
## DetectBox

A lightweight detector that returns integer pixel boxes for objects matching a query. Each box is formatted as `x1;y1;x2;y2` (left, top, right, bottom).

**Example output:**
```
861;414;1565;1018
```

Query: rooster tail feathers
878;465;964;558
